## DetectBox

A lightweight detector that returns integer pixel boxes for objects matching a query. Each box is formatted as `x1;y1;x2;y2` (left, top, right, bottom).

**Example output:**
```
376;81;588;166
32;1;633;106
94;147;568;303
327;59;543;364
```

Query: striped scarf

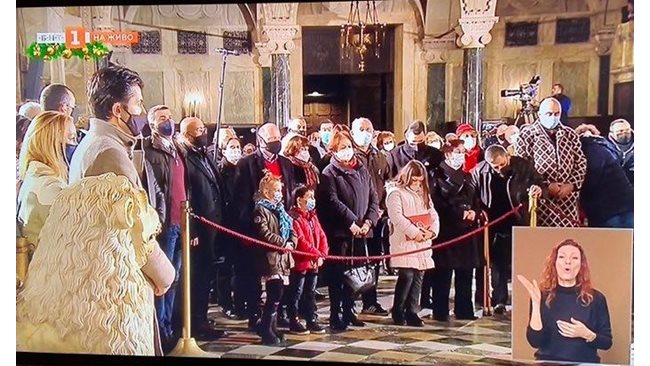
256;199;294;242
288;156;320;188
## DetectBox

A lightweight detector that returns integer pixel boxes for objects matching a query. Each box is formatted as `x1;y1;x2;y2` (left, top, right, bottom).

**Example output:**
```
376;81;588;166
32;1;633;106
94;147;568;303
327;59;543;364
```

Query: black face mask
614;134;632;145
265;140;282;155
120;104;148;136
194;134;209;148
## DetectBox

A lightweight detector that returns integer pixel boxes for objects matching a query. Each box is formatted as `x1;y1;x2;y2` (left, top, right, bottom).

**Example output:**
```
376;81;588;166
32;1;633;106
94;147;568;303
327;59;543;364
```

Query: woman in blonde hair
17;111;77;247
385;160;439;326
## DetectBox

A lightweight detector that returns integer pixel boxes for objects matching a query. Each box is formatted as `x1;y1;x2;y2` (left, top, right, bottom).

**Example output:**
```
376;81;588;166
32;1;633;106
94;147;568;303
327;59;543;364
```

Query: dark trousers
189;232;217;334
287;270;318;321
216;260;234;311
490;232;511;305
432;268;474;318
421;269;435;308
392;268;424;316
155;224;182;341
232;243;263;322
475;232;511;307
327;238;368;320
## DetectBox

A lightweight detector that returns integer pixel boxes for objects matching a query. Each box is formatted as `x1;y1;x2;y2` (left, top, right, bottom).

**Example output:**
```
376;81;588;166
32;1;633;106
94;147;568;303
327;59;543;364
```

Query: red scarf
340;156;358;170
288;156;320;188
463;146;482;173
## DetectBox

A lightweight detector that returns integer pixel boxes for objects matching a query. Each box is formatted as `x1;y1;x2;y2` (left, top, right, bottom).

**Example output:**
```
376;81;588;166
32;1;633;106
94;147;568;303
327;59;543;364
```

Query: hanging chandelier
340;0;386;72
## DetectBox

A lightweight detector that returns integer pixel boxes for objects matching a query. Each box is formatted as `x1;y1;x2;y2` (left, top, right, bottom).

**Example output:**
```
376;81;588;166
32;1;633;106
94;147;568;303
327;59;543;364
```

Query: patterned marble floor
198;276;627;365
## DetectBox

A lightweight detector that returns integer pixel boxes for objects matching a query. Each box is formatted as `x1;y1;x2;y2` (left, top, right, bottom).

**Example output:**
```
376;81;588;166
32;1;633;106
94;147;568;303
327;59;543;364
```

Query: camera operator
551;83;571;125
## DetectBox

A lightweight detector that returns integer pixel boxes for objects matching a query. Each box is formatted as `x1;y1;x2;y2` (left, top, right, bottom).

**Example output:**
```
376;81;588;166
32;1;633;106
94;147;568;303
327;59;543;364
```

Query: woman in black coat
317;130;380;332
430;139;482;321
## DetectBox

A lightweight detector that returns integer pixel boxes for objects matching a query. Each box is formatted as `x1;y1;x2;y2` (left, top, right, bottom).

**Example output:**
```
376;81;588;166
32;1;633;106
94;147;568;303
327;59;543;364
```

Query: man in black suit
234;122;298;330
387;120;445;179
176;116;228;340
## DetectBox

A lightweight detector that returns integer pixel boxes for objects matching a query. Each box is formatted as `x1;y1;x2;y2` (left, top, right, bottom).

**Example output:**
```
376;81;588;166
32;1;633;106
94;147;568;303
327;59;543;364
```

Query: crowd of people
16;64;634;354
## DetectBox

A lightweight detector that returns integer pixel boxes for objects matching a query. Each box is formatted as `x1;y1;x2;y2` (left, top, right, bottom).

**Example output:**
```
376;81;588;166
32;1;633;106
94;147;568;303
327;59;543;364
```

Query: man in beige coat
68;64;174;355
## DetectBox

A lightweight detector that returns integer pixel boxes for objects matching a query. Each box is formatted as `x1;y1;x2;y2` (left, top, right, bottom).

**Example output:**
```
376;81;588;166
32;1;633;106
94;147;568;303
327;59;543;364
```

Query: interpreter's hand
529;185;542;198
413;232;426;242
350;223;362;236
516;274;541;305
557;183;575;199
557;318;595;340
422;229;434;241
191;237;199;247
463;210;476;222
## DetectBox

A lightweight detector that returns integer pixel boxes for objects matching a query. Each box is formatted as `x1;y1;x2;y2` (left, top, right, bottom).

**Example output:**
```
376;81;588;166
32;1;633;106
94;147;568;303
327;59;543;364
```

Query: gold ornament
33;48;41;57
81;47;88;54
62;49;72;59
46;46;54;56
43;55;51;61
54;44;60;51
84;55;91;61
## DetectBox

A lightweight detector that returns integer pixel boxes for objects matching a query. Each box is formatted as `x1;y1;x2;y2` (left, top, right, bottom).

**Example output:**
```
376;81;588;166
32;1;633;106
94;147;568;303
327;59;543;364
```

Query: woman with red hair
517;239;612;363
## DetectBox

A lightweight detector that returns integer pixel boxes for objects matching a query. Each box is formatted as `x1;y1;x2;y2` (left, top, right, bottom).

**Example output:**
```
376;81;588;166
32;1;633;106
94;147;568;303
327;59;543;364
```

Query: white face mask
335;147;355;162
353;131;373;147
384;142;395;151
448;152;465;169
540;115;560;130
296;150;311;163
224;148;242;164
461;136;476;150
428;141;442;150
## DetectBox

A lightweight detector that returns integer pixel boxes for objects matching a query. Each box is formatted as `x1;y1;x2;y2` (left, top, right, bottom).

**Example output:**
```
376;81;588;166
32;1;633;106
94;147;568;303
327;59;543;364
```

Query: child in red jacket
287;185;329;334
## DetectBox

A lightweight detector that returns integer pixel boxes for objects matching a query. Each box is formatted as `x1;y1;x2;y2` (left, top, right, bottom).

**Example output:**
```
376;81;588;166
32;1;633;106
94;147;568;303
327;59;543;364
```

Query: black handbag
342;237;375;295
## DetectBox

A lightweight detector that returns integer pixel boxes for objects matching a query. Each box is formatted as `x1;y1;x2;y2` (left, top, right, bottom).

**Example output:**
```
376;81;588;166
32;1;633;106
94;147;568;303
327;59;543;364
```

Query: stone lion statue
17;173;175;355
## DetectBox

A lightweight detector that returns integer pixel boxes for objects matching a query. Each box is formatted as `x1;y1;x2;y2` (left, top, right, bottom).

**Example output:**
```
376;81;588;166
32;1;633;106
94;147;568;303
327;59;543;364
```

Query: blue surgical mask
321;131;332;145
306;198;316;211
64;144;77;164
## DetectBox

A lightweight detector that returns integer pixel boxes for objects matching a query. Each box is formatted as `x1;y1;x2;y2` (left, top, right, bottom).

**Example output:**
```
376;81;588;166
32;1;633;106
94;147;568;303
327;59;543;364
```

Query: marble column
457;0;498;131
461;48;483;127
271;53;291;129
420;35;455;132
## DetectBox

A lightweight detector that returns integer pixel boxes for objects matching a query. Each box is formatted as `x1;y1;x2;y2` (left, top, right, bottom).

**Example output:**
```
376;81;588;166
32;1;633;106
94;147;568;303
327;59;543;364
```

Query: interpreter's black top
526;285;613;364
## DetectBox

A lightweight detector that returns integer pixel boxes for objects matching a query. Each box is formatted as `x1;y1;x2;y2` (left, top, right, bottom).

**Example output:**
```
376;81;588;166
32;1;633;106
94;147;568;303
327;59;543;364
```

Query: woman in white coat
386;160;439;326
17;111;77;247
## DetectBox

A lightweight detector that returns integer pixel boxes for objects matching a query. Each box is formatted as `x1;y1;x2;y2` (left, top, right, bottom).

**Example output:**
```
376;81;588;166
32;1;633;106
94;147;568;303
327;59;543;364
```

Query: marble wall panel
139;71;165;109
553;60;589;117
224;71;256;124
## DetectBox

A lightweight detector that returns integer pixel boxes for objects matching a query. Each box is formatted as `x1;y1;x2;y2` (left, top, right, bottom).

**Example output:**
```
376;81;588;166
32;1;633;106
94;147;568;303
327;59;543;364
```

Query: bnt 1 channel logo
36;27;139;48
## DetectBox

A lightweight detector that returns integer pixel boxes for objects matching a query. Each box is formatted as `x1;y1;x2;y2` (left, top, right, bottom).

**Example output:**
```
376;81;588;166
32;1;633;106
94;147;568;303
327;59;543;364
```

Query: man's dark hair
407;120;426;135
87;65;144;121
39;83;74;111
553;83;564;92
484;144;508;161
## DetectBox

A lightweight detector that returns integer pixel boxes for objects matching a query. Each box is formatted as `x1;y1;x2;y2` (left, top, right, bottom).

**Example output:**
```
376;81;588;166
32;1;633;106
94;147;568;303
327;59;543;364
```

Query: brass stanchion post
529;194;538;227
482;216;492;316
170;201;209;357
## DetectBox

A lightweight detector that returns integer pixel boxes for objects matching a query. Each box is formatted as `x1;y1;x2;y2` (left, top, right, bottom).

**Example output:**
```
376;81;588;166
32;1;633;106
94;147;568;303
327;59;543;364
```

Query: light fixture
185;92;204;118
306;91;325;97
340;0;386;72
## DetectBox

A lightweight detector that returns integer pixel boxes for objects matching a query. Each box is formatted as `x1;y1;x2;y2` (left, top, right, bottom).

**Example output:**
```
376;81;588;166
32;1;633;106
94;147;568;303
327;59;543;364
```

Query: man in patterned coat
514;98;586;227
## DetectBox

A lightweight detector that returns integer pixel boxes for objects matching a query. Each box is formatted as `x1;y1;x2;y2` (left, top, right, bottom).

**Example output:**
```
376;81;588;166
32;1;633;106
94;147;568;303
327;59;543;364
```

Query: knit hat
456;123;476;136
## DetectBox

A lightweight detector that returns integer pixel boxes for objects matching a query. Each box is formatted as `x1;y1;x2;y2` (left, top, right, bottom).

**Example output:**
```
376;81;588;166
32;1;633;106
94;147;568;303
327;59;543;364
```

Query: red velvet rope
190;204;524;262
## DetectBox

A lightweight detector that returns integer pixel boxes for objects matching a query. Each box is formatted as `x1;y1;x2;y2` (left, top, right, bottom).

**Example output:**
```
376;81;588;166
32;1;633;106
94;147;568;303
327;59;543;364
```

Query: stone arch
124;4;256;31
407;0;426;39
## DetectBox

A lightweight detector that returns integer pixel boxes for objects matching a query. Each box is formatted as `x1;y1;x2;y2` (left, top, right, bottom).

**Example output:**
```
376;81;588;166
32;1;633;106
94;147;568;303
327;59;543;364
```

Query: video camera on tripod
500;75;541;126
